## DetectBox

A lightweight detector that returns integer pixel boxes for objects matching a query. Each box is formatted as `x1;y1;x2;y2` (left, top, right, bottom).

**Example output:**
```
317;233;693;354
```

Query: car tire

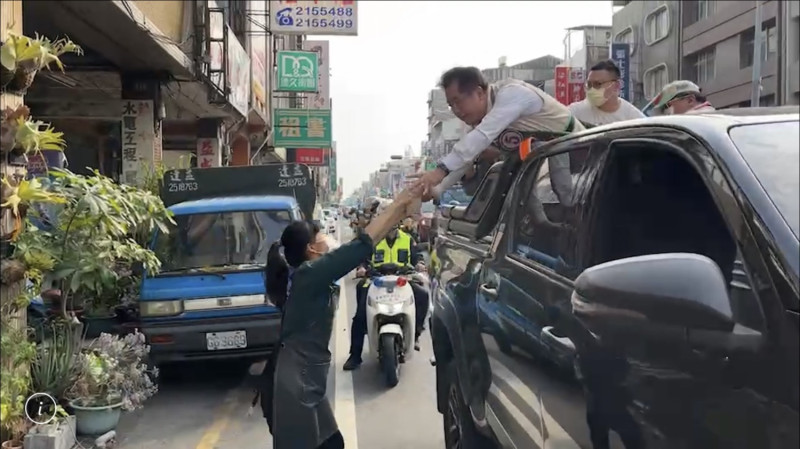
442;359;497;449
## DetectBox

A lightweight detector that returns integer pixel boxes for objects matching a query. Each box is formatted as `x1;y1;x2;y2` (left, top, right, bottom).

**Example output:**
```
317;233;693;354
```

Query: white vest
486;79;585;152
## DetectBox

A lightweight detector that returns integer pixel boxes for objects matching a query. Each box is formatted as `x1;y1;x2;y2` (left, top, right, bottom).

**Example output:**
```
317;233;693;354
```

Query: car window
510;145;594;278
729;121;799;238
585;140;766;331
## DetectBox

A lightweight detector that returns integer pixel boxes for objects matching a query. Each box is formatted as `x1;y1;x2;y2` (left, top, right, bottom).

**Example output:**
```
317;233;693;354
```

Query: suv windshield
729;120;799;238
154;210;293;273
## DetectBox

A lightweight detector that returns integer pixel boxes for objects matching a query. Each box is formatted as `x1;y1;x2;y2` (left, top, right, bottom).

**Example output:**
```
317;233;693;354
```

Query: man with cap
653;80;716;115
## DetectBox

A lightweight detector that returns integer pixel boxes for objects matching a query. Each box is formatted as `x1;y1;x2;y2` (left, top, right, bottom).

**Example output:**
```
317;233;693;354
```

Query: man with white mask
569;60;644;127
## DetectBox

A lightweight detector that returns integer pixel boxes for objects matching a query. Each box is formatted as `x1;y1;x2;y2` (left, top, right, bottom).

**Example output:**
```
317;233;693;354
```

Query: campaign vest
486;79;586;152
372;230;412;268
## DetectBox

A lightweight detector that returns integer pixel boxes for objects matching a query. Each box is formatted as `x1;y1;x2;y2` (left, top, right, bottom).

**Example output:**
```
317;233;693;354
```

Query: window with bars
644;63;669;99
740;21;778;69
645;5;670;45
691;48;716;84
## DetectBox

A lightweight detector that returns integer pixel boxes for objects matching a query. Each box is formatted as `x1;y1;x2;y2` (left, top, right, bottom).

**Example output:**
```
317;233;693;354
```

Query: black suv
429;107;799;449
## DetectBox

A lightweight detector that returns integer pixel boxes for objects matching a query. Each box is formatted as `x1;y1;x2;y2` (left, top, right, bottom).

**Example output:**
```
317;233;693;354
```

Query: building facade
613;0;799;109
613;1;682;107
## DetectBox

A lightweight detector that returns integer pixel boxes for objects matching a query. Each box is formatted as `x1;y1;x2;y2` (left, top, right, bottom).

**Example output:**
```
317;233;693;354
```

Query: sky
326;1;613;196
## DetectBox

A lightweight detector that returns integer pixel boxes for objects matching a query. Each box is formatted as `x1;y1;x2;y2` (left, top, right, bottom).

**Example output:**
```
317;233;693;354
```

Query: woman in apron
264;185;422;449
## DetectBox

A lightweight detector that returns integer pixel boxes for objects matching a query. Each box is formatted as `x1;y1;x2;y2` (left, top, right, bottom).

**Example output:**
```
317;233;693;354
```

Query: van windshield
154;210;292;273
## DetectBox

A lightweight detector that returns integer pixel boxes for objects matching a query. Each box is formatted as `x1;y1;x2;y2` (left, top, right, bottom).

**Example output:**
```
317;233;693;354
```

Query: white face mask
586;88;608;107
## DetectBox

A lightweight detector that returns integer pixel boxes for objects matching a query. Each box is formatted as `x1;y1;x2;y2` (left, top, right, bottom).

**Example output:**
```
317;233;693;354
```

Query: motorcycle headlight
140;300;183;317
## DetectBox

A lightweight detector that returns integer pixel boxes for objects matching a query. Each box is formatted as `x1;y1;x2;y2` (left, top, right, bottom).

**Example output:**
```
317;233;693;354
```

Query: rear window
729;120;799;238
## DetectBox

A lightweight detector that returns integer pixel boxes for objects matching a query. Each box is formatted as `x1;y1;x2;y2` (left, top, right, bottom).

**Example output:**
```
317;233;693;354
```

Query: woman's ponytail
265;241;289;310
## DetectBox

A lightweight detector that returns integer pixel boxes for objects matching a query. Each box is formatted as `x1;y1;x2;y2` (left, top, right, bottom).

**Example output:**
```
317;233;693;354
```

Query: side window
586;141;766;330
509;145;594;278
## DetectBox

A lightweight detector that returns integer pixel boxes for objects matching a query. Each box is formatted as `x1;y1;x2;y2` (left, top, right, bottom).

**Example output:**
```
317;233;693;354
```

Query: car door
577;127;797;449
477;138;607;449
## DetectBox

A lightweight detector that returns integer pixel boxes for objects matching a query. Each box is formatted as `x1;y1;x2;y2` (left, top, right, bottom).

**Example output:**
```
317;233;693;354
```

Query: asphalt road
110;222;445;449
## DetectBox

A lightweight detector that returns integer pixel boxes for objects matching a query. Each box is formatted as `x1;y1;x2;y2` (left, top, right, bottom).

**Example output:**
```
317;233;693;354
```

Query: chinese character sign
302;40;330;109
197;138;221;168
555;66;569;105
273;108;332;148
292;148;325;165
611;43;631;102
120;100;155;185
276;51;319;92
270;1;358;36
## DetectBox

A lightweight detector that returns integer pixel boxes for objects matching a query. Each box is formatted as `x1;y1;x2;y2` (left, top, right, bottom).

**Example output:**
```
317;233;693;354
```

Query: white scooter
363;263;429;387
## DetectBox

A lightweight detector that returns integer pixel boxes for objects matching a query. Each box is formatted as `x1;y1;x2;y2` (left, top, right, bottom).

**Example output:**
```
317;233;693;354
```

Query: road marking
489;383;544;447
489;355;580;449
334;226;360;448
195;388;243;449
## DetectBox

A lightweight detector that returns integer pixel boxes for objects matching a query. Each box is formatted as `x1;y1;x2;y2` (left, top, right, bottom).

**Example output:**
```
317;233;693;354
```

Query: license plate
206;331;247;351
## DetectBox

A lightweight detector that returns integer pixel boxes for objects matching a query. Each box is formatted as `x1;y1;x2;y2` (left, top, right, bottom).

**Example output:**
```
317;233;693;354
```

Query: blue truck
139;163;315;365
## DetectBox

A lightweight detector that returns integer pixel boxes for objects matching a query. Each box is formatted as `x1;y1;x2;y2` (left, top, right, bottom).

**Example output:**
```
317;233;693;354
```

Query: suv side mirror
572;253;763;352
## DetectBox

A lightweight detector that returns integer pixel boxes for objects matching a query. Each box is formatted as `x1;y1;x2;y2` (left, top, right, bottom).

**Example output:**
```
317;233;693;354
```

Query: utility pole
751;0;763;107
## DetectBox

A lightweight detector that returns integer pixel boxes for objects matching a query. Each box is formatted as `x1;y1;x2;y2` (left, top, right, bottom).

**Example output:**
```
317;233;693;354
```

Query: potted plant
1;32;82;94
66;332;158;435
11;169;173;325
1;105;66;166
31;318;81;402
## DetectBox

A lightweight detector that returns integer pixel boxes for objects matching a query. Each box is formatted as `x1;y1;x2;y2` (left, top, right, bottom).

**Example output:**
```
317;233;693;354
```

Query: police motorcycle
358;262;429;387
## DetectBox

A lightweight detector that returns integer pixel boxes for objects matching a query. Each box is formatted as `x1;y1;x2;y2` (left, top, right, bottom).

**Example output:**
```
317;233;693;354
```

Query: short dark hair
589;59;621;79
438;67;488;93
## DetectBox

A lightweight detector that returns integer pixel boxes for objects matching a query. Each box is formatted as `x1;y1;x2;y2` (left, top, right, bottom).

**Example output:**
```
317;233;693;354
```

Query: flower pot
69;399;123;436
81;313;119;338
1;440;23;449
6;66;38;95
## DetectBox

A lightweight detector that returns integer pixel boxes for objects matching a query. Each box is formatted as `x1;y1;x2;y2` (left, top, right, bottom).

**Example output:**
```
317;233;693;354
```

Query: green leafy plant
31;319;81;400
12;169;174;318
1;31;83;74
0;319;36;444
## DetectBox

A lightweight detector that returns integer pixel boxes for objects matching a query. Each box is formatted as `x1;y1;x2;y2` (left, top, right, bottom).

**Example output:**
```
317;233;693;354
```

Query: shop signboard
227;26;251;116
276;50;318;92
273;108;332;148
270;1;358;36
302;40;330;109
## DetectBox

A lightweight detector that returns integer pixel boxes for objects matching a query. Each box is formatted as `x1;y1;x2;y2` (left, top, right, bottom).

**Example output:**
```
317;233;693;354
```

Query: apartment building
614;0;798;108
682;0;791;108
612;1;682;107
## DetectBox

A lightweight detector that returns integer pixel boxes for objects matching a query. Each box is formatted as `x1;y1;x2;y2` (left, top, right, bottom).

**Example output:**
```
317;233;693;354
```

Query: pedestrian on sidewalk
263;185;423;449
568;59;645;127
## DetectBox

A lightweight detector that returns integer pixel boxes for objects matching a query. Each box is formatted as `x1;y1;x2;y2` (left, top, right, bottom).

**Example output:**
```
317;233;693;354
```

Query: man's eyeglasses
585;79;618;89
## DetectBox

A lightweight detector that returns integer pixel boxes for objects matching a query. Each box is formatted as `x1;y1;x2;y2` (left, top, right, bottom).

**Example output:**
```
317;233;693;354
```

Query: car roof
544;106;799;159
170;195;298;215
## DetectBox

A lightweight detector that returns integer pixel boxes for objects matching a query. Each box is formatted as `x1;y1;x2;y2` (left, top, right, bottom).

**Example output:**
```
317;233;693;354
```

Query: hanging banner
611;42;631;102
270;1;358;36
555;66;569;105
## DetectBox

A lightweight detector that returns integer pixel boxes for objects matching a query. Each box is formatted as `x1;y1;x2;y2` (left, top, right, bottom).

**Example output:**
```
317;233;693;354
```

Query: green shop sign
273;108;332;148
276;50;319;92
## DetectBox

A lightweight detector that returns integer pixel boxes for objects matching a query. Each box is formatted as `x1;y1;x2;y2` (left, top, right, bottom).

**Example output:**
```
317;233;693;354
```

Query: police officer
343;224;429;370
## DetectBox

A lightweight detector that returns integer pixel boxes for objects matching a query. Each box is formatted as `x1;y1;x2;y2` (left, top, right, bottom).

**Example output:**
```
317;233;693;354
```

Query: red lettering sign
294;148;325;165
555;66;569;105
